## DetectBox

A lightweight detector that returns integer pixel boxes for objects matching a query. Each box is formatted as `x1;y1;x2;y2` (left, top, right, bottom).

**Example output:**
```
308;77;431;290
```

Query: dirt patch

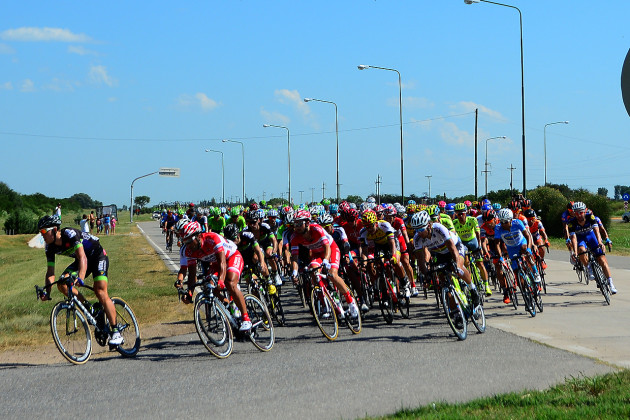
0;321;195;367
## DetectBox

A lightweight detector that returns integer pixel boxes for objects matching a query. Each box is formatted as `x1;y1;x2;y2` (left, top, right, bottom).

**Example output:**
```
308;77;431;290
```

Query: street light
304;97;340;203
544;121;569;186
263;124;291;204
130;171;158;223
484;136;507;196
222;139;245;204
425;175;432;201
358;64;405;203
205;149;224;204
465;0;526;196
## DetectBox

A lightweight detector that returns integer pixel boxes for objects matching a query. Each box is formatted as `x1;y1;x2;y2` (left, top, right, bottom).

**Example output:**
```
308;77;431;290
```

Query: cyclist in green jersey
452;203;491;296
228;207;247;231
208;207;226;234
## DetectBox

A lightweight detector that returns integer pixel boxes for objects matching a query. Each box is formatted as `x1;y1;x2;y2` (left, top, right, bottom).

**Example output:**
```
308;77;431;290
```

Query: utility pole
262;191;266;202
425;175;432;201
474;108;478;200
508;164;516;195
310;187;316;204
375;174;382;205
299;190;304;203
321;182;326;201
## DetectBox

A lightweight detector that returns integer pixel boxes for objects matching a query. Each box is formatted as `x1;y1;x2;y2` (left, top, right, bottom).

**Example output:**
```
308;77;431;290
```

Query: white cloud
42;78;75;92
440;121;472;146
0;43;15;54
0;82;12;90
275;89;310;117
260;107;290;125
89;65;117;87
1;27;92;43
68;45;98;56
178;93;220;112
453;101;506;121
21;79;35;92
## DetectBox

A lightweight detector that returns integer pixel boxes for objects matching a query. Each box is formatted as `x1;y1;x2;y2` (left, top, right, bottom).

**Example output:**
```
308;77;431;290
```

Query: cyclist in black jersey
37;215;123;345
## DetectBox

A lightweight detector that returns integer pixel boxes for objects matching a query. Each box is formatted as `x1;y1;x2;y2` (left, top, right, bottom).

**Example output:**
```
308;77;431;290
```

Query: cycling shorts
64;251;109;282
309;241;341;270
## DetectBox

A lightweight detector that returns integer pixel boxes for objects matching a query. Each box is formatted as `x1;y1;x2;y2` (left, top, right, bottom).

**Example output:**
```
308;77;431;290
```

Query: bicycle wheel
310;286;338;341
470;302;486;333
441;286;467;340
194;297;233;358
377;275;394;324
537;259;547;294
504;267;519;310
245;294;275;351
518;272;536;317
110;297;141;357
268;289;286;327
469;261;484;305
50;302;92;365
592;262;611;305
342;290;362;334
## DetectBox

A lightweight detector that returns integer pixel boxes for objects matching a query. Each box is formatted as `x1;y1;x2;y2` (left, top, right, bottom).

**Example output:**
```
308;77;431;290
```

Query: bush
528;186;569;237
3;210;38;235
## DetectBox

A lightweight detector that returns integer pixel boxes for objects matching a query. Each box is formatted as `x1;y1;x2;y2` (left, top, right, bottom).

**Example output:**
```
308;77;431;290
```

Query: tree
134;195;151;208
597;187;608;197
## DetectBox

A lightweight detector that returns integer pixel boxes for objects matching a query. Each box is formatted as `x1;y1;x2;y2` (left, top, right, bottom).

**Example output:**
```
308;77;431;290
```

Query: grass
0;211;189;350
364;370;630;419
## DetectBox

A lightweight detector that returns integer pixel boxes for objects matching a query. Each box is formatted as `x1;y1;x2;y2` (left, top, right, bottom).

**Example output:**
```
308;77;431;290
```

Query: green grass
0;212;189;349
367;370;630;420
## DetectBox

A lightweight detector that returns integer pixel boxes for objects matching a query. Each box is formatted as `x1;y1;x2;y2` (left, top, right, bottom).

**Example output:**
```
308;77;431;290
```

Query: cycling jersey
236;230;259;263
290;224;340;269
244;222;274;250
453;216;480;242
45;228;108;281
208;216;226;234
229;215;247;231
183;232;243;275
494;219;527;249
339;219;364;250
359;221;397;249
413;223;456;255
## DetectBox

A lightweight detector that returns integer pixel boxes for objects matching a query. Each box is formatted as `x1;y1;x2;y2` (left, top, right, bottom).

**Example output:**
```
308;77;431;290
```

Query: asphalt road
1;221;624;420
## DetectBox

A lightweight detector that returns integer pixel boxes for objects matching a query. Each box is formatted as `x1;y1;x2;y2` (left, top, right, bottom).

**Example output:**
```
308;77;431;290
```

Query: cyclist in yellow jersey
359;210;411;297
452;203;491;296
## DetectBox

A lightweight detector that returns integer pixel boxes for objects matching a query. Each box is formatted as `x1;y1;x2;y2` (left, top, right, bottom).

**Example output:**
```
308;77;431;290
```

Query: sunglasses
415;226;428;233
40;227;54;235
183;235;197;245
294;220;307;226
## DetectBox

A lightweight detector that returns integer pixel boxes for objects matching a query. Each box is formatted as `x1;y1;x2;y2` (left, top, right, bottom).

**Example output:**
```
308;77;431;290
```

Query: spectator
88;211;96;232
79;214;90;233
54;203;62;217
104;213;111;235
111;215;117;235
96;216;102;235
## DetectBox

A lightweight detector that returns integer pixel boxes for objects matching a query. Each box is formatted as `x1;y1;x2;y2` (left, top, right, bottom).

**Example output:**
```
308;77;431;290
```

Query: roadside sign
159;167;180;177
623;193;630;201
625;201;628;210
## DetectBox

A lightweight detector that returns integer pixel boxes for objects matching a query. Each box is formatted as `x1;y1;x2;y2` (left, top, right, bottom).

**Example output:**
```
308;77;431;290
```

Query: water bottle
389;279;397;294
229;301;241;319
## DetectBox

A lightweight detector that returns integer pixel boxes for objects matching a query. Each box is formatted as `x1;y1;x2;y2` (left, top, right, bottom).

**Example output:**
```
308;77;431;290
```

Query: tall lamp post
130;171;158;222
263;124;291;204
465;0;526;196
205;149;224;205
222;139;245;204
425;175;432;201
484;136;507;196
544;121;569;185
358;64;405;203
304;97;340;203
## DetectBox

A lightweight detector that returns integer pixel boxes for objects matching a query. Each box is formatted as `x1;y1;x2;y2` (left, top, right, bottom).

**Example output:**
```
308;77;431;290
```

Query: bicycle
509;253;539;317
466;249;486;304
183;274;274;358
499;254;520;311
339;255;373;314
164;228;174;253
306;266;362;341
242;264;286;327
365;251;410;324
576;247;611;305
533;244;549;294
35;274;141;365
571;252;588;285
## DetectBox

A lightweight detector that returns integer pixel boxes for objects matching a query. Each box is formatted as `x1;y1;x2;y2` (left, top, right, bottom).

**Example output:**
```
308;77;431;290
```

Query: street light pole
130;171;158;223
543;121;569;186
304;97;340;203
263;124;291;204
205;149;224;205
358;64;405;203
484;136;507;196
465;0;526;196
222;139;245;204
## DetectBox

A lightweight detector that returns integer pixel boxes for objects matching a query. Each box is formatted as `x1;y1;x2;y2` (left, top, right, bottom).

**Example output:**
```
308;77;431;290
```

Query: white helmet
410;211;431;230
497;208;514;223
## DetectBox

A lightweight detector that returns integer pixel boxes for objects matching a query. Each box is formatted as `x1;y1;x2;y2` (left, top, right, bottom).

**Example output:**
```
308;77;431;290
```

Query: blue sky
1;1;629;207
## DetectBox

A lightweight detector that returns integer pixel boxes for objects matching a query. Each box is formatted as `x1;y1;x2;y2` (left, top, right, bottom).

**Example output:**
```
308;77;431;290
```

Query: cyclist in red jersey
524;209;549;266
383;204;417;296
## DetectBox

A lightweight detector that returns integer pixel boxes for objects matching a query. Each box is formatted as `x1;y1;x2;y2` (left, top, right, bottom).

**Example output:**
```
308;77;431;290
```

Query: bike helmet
209;207;220;217
38;215;62;230
255;209;265;219
572;202;587;212
410;211;431;230
508;200;521;211
361;209;377;225
284;210;295;224
454;203;467;212
249;202;259;211
318;213;334;226
329;204;339;214
348;203;357;210
394;203;406;214
444;203;455;215
367;196;377;204
522;199;532;209
295;210;311;221
426;204;440;218
384;204;397;216
464;200;472;207
407;199;416;205
497;208;514;223
482;198;491;205
230;207;241;217
437;200;446;209
406;203;417;214
344;208;359;221
174;218;189;233
492;203;502;211
523;209;537;218
180;220;201;240
482;209;496;222
267;209;278;218
481;203;492;211
220;207;227;214
338;201;350;213
321;198;331;206
245;210;258;222
223;223;240;241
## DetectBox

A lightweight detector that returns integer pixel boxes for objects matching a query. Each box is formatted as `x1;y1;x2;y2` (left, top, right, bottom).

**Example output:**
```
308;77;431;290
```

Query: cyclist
228;207;247;231
290;210;360;318
567;202;617;294
479;209;511;303
178;220;252;331
244;210;282;286
208;207;226;234
452;203;491;296
524;209;550;267
37;215;123;345
411;211;480;313
162;209;177;249
223;223;270;280
383;204;418;296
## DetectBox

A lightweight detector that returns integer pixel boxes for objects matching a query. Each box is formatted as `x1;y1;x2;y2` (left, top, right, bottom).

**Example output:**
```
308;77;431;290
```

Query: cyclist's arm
254;243;269;276
74;245;88;282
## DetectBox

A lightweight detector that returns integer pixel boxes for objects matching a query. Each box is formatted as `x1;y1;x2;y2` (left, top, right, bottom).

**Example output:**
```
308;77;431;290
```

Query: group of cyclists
37;193;619;352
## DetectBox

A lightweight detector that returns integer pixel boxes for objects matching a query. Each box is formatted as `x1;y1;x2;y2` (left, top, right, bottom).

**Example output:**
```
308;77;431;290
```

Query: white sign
159;167;180;177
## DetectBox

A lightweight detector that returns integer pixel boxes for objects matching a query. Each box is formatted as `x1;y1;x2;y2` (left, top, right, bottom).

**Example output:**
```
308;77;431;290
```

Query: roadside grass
369;370;630;420
0;213;189;350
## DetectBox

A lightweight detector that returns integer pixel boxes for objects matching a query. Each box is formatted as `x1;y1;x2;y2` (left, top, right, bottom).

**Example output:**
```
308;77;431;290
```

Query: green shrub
3;209;38;235
528;186;569;237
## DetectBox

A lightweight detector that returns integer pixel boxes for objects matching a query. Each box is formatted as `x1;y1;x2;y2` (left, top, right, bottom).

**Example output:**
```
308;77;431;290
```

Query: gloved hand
322;259;331;270
390;255;398;265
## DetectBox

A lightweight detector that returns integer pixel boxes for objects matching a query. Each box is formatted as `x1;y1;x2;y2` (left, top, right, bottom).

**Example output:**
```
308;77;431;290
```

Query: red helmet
464;200;472;207
180;221;201;240
295;210;311;221
249;202;259;211
344;208;359;221
338;201;350;213
438;200;446;208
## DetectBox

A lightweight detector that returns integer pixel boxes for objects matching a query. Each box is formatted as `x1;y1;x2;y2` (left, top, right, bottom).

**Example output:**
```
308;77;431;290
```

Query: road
1;221;625;419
